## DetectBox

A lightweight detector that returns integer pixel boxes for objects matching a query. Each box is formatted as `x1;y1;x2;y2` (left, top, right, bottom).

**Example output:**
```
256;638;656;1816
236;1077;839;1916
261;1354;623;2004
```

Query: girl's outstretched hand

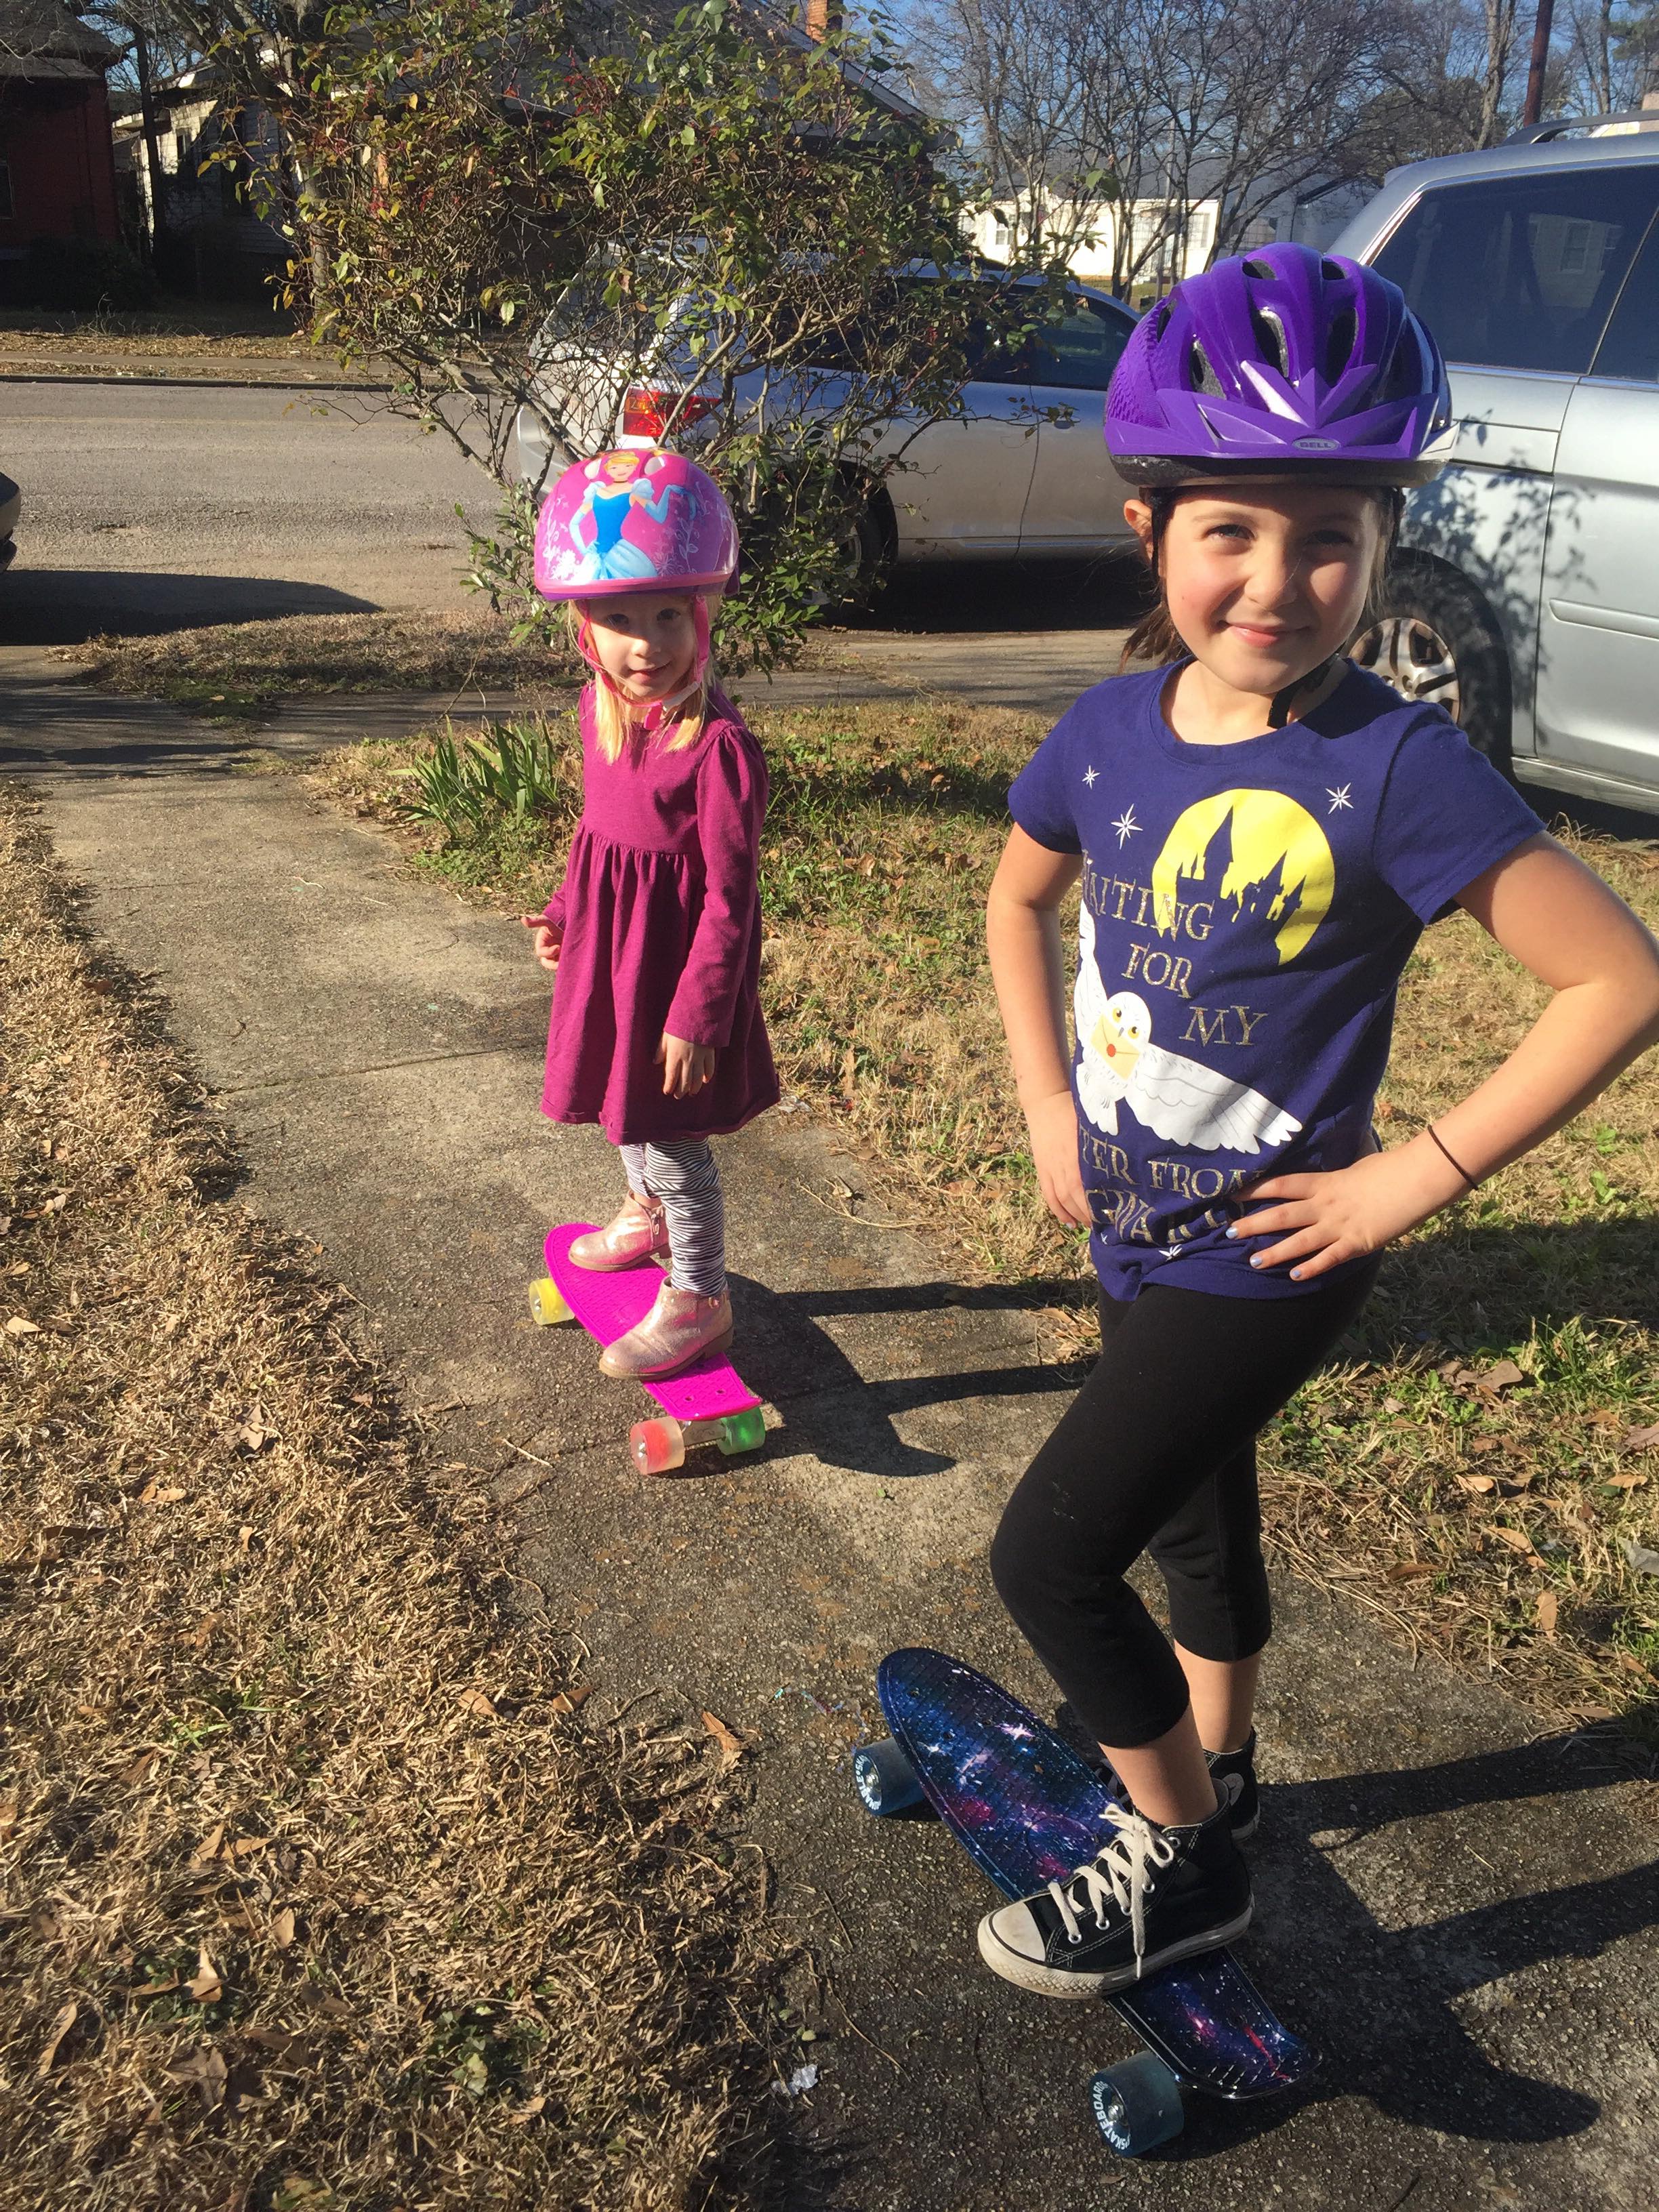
521;915;562;972
659;1032;716;1099
1025;1090;1093;1229
1229;1143;1467;1281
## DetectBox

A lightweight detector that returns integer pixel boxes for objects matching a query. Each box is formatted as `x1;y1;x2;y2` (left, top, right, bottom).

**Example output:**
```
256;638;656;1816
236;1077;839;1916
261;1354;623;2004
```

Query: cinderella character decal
567;451;695;584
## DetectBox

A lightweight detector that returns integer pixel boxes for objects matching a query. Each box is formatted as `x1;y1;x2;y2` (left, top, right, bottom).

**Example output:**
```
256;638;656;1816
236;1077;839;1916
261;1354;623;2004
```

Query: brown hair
1119;485;1405;673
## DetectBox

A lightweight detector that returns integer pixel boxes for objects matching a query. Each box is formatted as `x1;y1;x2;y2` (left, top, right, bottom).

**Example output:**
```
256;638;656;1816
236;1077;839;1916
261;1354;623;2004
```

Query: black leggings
990;1261;1380;1748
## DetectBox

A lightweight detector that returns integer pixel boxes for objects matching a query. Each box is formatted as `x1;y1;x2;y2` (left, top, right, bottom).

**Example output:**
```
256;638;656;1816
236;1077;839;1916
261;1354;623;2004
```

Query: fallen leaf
1467;1435;1502;1456
1618;1649;1659;1686
1480;1359;1527;1394
136;1482;186;1505
231;1836;269;1857
129;1976;182;1997
30;1904;60;1941
35;2001;77;2078
1620;1537;1659;1576
1489;1525;1537;1552
1620;1422;1659;1456
188;1615;222;1650
1457;1473;1496;1494
5;1314;40;1336
548;1684;592;1717
1605;1470;1649;1491
186;1944;223;2003
119;1750;159;1786
701;1708;746;1769
453;1687;498;1719
1382;1395;1406;1415
1536;1590;1559;1639
1386;1560;1436;1580
0;1799;17;1840
1586;1406;1625;1430
506;2093;546;2124
163;2042;228;2112
271;1908;296;1950
190;1822;226;1870
245;2028;304;2057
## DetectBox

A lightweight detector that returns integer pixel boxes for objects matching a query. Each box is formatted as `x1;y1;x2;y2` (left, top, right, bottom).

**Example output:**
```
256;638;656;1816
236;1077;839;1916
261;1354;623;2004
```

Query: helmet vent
1151;300;1172;342
1187;340;1224;396
1324;306;1357;382
1320;257;1345;282
1250;308;1288;379
1241;256;1275;279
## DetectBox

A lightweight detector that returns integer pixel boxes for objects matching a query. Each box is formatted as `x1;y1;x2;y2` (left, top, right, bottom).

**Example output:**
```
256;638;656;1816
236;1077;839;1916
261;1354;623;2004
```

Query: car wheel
1349;565;1511;772
827;487;895;609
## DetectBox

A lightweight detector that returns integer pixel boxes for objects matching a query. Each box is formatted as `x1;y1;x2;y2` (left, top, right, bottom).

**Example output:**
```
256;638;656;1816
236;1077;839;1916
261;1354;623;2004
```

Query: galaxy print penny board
528;1225;767;1475
853;1647;1313;2158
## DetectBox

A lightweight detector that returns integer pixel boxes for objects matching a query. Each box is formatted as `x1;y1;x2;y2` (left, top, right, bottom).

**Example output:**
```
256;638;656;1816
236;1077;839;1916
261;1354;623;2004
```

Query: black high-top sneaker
976;1793;1252;1998
1207;1731;1258;1842
1054;1705;1260;1843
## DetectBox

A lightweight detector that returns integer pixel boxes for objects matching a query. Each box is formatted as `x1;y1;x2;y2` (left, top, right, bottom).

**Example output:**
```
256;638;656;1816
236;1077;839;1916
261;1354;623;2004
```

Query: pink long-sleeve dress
540;687;779;1145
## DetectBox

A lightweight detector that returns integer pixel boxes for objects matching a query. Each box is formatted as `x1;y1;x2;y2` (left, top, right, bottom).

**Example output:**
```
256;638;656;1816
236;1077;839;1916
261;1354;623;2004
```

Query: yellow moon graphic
1151;790;1334;966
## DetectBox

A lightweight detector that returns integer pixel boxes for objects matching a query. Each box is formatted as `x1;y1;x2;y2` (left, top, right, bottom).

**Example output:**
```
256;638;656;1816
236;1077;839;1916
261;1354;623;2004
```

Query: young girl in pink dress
524;449;777;1380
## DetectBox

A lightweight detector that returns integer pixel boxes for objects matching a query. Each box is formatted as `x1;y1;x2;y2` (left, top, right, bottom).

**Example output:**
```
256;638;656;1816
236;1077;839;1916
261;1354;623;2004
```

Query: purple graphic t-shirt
1008;663;1543;1301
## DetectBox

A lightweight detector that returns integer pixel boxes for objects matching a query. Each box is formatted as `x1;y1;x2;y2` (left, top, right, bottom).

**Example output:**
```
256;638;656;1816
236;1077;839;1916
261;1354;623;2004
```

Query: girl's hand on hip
1025;1090;1092;1229
521;916;562;972
1229;1145;1465;1280
659;1033;715;1099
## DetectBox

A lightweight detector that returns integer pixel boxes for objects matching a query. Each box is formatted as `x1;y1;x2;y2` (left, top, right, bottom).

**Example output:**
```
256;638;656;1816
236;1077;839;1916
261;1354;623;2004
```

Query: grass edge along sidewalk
0;789;789;2212
308;698;1659;1744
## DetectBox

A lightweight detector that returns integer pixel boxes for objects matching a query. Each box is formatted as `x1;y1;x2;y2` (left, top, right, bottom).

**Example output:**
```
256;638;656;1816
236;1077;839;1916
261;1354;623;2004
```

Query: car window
1372;167;1659;374
1027;300;1135;390
1590;212;1659;381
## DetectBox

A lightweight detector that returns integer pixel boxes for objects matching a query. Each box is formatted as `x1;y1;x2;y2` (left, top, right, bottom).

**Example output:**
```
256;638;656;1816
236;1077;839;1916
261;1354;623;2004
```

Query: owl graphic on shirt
1073;907;1301;1153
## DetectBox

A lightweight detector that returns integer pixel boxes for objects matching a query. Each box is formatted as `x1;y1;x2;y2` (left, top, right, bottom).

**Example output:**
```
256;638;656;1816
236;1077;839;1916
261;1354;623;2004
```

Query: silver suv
1334;119;1659;817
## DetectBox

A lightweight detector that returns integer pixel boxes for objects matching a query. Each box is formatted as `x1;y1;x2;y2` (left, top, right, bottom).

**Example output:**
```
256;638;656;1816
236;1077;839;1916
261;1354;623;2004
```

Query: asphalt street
0;380;496;638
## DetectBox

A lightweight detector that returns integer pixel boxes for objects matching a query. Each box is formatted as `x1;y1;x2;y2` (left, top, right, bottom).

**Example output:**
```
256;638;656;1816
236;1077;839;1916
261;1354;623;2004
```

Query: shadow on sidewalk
1047;1722;1659;2163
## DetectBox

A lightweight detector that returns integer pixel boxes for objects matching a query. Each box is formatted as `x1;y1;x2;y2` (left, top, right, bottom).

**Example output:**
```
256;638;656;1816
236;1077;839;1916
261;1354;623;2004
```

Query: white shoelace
1046;1805;1178;1974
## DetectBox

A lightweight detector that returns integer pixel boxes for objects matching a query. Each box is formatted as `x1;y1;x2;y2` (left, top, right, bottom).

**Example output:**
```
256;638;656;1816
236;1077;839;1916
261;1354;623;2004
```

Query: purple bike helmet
1105;245;1452;487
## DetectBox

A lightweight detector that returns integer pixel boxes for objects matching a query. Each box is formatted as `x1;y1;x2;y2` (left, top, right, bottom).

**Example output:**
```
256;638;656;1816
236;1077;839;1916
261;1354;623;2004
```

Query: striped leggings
619;1139;726;1297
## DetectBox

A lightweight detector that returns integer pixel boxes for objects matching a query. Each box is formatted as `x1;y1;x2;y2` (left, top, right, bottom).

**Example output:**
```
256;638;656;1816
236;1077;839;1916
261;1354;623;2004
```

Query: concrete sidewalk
4;657;1657;2211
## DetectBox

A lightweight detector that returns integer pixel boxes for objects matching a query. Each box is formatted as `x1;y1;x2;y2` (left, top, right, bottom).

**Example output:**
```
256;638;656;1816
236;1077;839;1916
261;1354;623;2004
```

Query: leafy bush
20;237;155;313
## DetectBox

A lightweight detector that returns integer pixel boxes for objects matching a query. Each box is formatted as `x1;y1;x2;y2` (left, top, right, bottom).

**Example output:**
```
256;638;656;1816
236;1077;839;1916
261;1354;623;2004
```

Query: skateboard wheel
630;1417;685;1476
528;1277;572;1327
853;1737;926;1816
1090;2053;1183;2157
717;1406;767;1456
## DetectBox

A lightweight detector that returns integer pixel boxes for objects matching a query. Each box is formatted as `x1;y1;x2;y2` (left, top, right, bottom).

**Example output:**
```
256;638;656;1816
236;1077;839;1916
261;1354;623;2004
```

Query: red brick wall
0;79;121;249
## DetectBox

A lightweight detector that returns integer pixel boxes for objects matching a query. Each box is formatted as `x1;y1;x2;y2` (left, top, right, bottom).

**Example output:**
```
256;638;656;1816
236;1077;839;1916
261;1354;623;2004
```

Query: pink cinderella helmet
533;448;739;700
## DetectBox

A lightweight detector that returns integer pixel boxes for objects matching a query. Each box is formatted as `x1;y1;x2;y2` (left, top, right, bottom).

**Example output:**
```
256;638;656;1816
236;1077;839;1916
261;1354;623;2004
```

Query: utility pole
1521;0;1557;128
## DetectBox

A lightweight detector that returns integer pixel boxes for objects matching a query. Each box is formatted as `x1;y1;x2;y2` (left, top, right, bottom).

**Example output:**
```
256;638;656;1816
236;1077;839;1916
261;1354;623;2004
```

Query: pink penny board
543;1223;762;1425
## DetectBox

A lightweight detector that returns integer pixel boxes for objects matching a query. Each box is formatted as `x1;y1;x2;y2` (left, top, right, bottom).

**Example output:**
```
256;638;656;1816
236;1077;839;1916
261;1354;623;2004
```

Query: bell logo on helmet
1293;436;1340;451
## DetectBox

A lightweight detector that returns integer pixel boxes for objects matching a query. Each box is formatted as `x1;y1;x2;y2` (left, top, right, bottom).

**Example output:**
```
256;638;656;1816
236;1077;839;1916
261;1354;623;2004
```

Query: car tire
1349;562;1511;773
828;485;895;609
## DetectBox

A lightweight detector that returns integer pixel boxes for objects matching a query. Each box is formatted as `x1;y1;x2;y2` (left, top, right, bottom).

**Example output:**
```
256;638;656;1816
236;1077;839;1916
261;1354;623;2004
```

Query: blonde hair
567;603;714;764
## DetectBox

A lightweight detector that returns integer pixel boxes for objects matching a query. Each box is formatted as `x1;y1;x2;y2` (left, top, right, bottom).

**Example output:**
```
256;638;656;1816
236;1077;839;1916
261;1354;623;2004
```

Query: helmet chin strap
575;594;712;732
1267;655;1335;730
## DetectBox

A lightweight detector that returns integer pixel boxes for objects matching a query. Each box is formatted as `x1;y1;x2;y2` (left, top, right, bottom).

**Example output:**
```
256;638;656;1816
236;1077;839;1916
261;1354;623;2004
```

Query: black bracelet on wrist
1427;1124;1480;1189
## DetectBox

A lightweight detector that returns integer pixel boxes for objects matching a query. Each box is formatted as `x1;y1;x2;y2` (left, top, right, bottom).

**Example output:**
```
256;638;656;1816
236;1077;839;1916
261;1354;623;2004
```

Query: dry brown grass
0;790;785;2210
63;613;579;724
301;699;1659;1728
